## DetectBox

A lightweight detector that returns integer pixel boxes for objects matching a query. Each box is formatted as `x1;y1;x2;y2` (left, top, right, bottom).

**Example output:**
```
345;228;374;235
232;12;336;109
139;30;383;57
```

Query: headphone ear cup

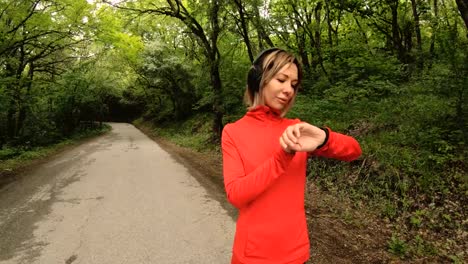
247;48;280;97
247;65;262;94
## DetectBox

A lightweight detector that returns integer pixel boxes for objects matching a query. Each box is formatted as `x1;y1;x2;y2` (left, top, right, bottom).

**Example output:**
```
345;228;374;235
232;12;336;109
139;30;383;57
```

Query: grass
388;234;409;258
0;124;111;175
134;114;218;153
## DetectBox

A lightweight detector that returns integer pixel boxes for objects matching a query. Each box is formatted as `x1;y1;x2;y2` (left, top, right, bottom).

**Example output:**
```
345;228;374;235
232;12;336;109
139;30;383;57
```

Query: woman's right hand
279;122;327;153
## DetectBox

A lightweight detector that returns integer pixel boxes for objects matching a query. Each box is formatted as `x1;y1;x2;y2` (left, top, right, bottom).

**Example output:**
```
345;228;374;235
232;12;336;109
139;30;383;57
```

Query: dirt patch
306;184;394;263
0;170;16;189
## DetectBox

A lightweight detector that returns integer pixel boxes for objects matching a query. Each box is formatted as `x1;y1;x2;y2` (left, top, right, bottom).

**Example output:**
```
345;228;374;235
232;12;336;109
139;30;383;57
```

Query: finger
282;131;296;148
285;131;302;152
286;126;298;144
293;124;301;139
279;137;291;153
298;123;313;134
290;138;301;152
279;136;286;149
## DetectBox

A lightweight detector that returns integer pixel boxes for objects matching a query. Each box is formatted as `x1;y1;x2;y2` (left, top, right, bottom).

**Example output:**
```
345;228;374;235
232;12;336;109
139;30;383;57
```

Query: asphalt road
0;123;235;264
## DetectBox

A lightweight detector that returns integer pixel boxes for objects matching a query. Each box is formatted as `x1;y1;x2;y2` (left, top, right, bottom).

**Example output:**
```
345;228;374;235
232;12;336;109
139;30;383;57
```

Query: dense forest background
0;0;466;262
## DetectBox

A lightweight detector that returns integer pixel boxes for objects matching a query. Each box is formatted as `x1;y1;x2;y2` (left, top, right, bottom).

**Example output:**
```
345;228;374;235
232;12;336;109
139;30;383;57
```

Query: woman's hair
244;48;303;115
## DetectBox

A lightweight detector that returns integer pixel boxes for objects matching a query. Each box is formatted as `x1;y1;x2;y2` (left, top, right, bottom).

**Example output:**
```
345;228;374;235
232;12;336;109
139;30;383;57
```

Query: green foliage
133;42;198;121
0;0;126;148
0;148;20;160
380;200;398;219
449;254;464;264
388;234;409;258
134;114;216;152
412;235;437;257
0;124;110;173
410;210;427;228
326;45;403;96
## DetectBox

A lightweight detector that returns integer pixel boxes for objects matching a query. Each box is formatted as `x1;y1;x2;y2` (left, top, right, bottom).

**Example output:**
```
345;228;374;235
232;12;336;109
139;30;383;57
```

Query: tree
105;0;225;139
250;0;274;50
231;0;255;62
0;0;92;141
270;0;328;77
411;0;423;68
137;42;196;120
456;0;468;36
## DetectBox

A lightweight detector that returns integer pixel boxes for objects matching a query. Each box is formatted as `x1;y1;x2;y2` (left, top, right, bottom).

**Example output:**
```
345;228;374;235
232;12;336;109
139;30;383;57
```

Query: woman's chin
270;105;285;112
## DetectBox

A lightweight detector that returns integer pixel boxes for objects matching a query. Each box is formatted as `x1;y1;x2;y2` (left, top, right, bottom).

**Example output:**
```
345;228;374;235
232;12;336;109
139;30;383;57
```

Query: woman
221;48;362;264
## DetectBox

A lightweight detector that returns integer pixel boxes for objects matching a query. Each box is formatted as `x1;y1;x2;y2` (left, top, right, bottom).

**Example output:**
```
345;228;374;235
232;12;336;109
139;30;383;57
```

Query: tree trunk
158;0;224;139
325;0;333;48
234;0;254;62
17;62;35;137
291;3;311;75
7;99;16;139
389;1;405;62
12;45;26;138
314;3;328;76
5;61;16;139
297;34;311;76
210;59;223;140
411;0;423;68
456;0;468;37
252;0;274;50
210;0;223;139
354;16;369;46
324;0;336;64
429;0;438;68
411;0;422;51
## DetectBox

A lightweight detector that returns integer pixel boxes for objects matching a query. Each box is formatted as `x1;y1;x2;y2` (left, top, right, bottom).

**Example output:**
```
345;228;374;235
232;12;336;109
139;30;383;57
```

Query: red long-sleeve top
221;105;362;264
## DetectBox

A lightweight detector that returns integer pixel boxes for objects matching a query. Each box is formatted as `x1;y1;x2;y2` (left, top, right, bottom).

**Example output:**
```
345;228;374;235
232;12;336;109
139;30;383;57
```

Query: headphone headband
247;48;281;95
252;48;280;67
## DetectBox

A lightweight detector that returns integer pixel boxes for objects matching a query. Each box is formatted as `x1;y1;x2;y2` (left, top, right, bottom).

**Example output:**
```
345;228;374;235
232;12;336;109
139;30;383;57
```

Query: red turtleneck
222;106;362;264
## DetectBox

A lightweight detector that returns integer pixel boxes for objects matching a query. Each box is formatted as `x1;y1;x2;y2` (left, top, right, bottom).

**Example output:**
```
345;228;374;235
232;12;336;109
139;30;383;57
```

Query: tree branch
6;0;41;34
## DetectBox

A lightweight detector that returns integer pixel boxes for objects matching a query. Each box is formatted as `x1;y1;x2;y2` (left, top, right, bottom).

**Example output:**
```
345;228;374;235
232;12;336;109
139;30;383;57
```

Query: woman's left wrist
316;127;329;149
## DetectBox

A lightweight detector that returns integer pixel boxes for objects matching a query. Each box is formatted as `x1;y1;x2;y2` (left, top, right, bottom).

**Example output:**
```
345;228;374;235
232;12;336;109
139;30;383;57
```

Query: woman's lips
277;97;288;104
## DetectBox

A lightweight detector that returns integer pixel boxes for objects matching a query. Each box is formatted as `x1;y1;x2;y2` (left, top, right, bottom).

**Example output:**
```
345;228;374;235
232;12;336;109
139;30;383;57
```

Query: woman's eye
277;79;285;83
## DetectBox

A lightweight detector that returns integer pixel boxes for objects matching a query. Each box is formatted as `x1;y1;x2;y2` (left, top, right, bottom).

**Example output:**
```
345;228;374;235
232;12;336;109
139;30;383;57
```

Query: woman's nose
283;83;294;95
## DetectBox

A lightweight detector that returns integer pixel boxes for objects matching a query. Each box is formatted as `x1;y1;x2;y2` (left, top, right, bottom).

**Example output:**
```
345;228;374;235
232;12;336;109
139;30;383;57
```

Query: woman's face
262;63;298;112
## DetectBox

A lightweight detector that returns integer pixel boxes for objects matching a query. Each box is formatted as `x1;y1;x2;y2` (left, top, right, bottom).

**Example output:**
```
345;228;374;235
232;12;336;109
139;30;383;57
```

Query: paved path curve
0;123;235;264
